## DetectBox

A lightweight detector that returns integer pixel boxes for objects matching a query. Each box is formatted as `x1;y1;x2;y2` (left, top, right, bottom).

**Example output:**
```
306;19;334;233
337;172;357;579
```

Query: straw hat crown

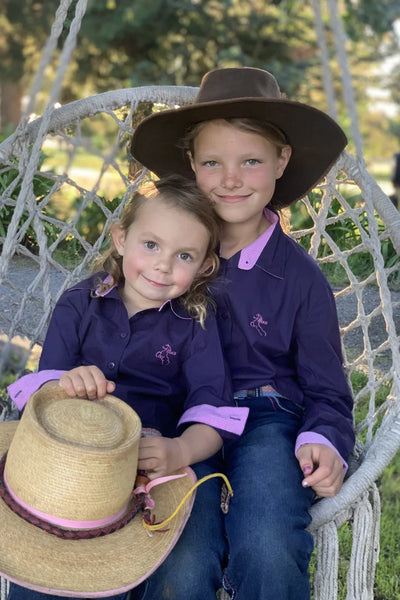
5;388;140;521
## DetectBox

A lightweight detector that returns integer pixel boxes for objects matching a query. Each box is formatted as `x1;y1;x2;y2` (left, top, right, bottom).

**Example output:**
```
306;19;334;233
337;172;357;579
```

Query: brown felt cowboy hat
0;387;197;597
130;67;347;208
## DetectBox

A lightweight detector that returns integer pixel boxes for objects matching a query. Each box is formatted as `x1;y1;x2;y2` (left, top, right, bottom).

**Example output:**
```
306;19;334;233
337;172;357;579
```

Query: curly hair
91;174;221;327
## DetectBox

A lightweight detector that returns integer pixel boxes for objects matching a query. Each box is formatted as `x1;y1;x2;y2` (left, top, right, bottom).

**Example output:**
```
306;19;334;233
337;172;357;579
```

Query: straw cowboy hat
130;67;348;208
0;386;197;597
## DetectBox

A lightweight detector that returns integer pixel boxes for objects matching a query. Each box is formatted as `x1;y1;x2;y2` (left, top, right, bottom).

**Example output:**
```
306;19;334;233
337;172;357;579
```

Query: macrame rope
313;521;339;600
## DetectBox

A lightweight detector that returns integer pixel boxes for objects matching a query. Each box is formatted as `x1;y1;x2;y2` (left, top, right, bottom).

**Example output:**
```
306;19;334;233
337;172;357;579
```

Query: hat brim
0;422;196;597
131;98;347;208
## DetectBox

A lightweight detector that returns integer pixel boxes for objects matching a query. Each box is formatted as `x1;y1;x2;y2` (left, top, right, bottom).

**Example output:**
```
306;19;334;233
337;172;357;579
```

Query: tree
1;0;400;144
0;0;61;128
64;0;317;98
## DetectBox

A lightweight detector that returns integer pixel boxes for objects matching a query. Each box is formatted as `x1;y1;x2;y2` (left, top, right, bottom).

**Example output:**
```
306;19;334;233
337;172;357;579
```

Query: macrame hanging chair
0;1;400;599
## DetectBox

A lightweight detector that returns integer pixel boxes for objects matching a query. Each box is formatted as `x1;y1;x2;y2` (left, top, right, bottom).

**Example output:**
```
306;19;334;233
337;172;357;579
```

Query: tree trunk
0;80;22;131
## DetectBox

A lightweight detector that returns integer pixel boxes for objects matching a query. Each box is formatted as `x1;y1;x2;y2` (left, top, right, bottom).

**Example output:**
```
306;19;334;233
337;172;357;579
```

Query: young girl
6;175;248;600
130;67;355;599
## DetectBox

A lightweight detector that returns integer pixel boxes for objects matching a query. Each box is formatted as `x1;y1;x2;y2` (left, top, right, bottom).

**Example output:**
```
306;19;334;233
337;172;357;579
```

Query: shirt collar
95;277;190;319
94;274;116;296
238;208;278;270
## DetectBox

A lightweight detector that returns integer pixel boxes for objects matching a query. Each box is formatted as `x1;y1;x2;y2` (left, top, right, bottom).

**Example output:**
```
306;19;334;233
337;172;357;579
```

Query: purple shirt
212;209;355;461
9;275;248;439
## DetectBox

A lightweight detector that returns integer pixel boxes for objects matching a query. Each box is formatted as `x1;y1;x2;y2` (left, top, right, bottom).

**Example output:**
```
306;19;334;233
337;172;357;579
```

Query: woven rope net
1;1;400;599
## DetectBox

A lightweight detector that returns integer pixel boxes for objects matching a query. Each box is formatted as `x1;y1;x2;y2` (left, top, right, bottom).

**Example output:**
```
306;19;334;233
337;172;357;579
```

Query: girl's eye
204;160;217;167
246;158;261;166
144;240;157;250
178;252;192;262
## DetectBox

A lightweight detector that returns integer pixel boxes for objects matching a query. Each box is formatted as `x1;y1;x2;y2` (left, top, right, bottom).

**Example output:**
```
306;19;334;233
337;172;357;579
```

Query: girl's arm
138;424;223;479
7;286;91;410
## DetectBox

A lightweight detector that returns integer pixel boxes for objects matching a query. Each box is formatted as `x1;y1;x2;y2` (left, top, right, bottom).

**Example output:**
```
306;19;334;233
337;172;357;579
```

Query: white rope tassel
0;578;9;600
368;484;381;579
345;487;380;600
314;521;339;600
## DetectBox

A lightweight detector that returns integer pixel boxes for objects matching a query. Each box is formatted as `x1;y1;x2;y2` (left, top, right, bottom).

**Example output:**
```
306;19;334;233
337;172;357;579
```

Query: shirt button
120;332;127;338
108;361;116;369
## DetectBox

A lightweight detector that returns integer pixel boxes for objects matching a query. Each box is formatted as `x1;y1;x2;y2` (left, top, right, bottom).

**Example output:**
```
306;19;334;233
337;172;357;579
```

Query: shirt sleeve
7;370;65;410
179;311;248;439
39;287;90;370
8;286;91;411
293;268;355;461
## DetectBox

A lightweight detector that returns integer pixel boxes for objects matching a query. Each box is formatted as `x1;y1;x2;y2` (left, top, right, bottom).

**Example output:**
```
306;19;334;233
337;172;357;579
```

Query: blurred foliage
343;0;400;39
0;0;59;81
73;194;122;246
0;154;58;250
1;1;399;101
1;0;400;157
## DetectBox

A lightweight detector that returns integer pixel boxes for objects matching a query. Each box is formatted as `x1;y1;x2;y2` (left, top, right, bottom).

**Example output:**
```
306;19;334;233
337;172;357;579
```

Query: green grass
41;148;107;172
308;451;400;599
309;371;400;598
374;455;400;599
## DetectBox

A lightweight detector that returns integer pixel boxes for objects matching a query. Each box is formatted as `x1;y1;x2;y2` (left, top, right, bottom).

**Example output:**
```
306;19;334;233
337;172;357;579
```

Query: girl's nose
154;254;172;272
221;167;242;189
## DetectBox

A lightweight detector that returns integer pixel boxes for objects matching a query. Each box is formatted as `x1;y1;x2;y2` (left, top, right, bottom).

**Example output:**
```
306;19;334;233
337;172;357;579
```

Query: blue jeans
131;395;315;600
7;583;129;600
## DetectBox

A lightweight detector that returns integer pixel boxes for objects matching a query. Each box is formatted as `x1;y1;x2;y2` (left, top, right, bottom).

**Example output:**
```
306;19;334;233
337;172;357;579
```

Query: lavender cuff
295;432;348;473
7;370;65;410
178;404;249;437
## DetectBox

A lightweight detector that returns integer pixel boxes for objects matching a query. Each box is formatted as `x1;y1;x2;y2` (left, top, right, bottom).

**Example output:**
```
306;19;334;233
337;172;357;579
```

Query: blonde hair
92;174;221;328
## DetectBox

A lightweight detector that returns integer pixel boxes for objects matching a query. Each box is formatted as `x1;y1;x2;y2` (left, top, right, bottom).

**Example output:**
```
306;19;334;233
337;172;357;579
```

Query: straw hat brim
0;421;196;597
130;98;347;208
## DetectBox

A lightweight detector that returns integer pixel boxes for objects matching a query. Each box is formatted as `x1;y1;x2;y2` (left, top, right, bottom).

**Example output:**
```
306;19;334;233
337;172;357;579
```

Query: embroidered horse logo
155;344;177;365
250;313;268;336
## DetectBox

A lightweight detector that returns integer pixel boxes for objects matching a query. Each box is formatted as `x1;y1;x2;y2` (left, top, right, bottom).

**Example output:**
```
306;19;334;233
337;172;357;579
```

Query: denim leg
7;583;128;600
222;397;315;600
131;456;226;600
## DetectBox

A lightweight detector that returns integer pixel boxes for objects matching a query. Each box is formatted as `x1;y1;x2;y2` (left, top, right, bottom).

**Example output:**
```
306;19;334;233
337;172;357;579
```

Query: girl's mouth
142;275;170;288
216;194;251;203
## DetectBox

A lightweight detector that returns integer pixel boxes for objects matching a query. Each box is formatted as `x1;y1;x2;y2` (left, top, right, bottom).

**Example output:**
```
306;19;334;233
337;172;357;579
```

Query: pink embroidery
250;313;268;336
155;344;177;365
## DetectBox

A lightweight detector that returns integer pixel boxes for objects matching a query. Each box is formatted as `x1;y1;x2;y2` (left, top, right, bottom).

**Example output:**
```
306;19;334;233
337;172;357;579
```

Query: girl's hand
138;436;185;479
138;424;223;480
59;365;116;400
296;443;345;497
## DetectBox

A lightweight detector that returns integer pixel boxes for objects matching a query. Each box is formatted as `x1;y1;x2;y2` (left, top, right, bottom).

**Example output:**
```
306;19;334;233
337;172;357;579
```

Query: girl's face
189;121;291;227
112;198;212;314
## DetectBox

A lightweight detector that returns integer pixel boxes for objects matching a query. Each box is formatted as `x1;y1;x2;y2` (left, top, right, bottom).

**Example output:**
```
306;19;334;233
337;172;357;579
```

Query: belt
234;385;278;399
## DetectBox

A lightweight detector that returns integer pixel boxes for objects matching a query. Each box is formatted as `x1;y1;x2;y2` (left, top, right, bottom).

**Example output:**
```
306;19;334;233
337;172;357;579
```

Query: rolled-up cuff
7;370;65;410
178;404;249;438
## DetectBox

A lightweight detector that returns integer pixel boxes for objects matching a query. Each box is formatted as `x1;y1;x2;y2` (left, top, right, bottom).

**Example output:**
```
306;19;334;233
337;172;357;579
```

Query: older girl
131;67;355;599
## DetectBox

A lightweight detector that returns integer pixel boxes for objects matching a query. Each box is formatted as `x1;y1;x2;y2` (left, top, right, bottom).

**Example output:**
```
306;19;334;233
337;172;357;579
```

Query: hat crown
39;397;125;447
5;389;141;521
196;67;282;103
